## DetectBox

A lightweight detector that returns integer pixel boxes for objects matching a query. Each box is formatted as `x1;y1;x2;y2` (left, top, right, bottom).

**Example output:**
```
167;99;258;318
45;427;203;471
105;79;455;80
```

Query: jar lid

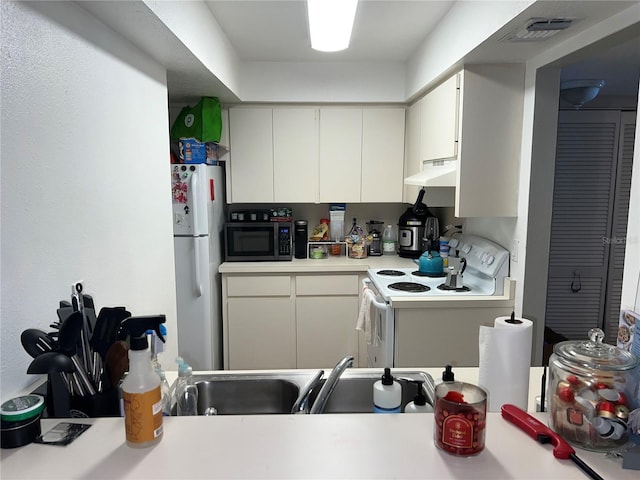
553;328;639;371
1;395;45;422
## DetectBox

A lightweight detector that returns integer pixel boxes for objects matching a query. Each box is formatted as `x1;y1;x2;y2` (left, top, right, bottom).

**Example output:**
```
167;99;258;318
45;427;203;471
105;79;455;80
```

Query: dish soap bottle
404;380;433;413
175;357;198;416
382;225;396;254
373;367;401;413
148;325;171;416
121;315;166;448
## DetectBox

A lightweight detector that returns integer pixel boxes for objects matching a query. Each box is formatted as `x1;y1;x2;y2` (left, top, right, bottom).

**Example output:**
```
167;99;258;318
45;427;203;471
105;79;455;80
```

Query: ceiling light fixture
307;0;358;52
560;79;606;109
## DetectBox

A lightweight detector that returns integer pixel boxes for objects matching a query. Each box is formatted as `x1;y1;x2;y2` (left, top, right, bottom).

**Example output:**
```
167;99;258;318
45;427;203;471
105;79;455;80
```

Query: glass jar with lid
548;328;638;452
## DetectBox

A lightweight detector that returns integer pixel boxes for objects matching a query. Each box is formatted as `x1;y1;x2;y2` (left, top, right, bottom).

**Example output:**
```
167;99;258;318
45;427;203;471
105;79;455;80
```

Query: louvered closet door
603;112;636;343
545;111;621;340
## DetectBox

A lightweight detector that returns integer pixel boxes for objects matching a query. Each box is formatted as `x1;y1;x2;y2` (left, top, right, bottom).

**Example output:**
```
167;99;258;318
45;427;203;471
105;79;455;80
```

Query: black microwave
224;222;293;261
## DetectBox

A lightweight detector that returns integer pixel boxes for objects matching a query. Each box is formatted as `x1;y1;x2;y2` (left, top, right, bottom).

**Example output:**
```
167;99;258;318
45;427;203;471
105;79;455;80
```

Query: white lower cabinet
227;297;295;369
295;275;359;369
224;275;295;370
223;273;360;370
394;305;514;367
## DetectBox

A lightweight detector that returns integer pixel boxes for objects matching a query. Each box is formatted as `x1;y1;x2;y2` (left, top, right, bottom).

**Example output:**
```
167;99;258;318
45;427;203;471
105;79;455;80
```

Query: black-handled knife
501;404;604;480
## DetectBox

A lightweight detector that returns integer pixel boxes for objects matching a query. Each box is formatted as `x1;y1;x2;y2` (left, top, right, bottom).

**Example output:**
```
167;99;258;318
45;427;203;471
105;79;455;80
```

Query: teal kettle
418;250;443;275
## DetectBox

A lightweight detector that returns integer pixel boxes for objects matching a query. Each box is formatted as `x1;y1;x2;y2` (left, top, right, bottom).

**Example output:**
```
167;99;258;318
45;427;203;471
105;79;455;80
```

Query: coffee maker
398;188;435;258
366;221;384;256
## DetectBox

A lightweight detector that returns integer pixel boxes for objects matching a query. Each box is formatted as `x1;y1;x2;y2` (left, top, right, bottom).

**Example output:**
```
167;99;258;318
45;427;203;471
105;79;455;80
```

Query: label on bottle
383;241;396;253
124;386;163;444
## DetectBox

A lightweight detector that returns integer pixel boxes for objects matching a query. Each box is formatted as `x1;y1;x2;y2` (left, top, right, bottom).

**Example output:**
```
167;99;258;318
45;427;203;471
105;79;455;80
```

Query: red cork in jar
434;382;487;456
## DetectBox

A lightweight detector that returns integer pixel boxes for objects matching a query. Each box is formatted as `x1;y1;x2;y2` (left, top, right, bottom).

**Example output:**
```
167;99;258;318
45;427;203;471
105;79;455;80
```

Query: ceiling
203;0;455;62
77;1;640;102
203;0;639;97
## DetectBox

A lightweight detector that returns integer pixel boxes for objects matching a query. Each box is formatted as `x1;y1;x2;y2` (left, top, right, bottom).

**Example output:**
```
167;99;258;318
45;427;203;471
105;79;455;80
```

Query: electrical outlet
510;240;520;263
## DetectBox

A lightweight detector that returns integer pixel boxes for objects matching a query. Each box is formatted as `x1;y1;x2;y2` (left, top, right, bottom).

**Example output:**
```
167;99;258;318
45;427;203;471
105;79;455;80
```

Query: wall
144;0;241;96
239;61;406;103
0;1;178;399
622;86;640;312
226;203;455;240
405;0;533;100
470;7;640;364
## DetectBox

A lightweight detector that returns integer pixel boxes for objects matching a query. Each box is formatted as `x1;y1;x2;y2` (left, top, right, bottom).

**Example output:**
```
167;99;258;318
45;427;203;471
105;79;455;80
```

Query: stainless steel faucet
291;369;324;414
309;355;354;414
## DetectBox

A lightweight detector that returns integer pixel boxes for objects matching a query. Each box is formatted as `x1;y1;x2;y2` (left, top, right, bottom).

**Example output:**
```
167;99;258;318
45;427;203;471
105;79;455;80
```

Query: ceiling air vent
501;18;573;43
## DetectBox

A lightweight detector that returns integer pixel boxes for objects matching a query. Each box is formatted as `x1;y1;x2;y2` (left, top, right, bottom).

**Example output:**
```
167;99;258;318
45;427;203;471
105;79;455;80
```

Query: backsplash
228;203;460;235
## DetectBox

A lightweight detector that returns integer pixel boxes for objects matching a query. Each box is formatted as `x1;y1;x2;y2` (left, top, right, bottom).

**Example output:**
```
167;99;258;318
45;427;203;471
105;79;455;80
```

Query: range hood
403;161;457;187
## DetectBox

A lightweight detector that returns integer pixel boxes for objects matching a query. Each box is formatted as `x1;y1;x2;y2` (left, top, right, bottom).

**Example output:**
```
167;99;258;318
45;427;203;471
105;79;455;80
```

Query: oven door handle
362;278;389;311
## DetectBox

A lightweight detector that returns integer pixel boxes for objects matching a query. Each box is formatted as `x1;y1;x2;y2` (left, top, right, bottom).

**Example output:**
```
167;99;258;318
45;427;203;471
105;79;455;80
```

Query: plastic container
329;210;345;241
404;380;433;413
346;218;369;259
175;357;198;416
121;316;166;448
434;381;487;456
309;243;328;259
439;237;450;267
548;328;638;452
1;395;45;449
149;326;171;416
373;368;401;413
382;225;397;254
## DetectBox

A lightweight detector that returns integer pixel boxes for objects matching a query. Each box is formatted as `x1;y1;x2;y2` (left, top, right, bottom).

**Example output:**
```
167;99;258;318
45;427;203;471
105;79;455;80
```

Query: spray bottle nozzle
176;356;193;376
120;315;166;351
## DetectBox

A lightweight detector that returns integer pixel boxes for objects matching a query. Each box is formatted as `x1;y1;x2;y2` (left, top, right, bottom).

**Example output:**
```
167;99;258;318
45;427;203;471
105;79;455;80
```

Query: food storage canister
548;328;638;452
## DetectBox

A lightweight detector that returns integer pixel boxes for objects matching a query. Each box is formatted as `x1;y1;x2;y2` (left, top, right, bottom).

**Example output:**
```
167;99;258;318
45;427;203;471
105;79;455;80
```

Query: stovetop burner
411;270;448;278
437;284;471;292
377;269;406;277
388;282;431;293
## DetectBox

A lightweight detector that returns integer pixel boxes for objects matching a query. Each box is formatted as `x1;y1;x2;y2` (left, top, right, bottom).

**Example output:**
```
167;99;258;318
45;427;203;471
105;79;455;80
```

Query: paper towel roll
478;316;533;412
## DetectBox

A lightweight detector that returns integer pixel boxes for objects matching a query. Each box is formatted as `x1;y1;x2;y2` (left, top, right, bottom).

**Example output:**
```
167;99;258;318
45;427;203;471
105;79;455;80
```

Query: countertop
1;368;635;479
219;256;516;307
219;254;418;274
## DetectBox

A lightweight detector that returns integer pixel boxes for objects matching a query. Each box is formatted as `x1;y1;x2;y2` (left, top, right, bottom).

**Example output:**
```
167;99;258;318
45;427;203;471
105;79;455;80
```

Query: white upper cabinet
456;65;524;218
229;105;406;204
404;64;524;217
320;107;405;203
228;107;273;203
273;108;319;203
361;108;405;203
403;96;456;207
420;74;459;161
319;108;363;203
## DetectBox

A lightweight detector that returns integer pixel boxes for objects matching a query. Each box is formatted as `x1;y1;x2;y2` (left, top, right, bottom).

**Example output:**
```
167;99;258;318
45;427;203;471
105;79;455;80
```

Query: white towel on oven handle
356;286;378;346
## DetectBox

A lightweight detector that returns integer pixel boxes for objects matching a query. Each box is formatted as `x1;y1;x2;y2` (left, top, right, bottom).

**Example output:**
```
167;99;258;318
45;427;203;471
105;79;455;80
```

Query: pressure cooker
398;188;434;258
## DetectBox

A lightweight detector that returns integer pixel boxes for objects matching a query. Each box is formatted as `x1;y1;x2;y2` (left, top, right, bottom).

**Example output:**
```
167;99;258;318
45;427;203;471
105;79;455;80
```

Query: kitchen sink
172;370;434;415
194;378;299;415
308;370;434;413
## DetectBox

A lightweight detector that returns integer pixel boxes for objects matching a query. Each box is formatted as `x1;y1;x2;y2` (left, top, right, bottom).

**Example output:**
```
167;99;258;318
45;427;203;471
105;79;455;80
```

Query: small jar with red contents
434;381;487;456
548;328;638;452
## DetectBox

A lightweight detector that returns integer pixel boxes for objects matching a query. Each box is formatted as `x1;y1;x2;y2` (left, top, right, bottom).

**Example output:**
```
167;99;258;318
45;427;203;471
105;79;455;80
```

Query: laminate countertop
1;368;636;479
219;254;418;274
219;256;516;308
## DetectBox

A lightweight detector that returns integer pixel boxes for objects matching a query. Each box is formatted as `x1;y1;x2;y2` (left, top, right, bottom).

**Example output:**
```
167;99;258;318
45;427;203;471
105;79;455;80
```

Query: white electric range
363;234;510;368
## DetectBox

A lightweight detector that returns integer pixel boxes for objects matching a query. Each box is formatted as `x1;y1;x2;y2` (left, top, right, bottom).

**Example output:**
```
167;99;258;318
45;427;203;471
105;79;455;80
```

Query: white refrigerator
171;163;226;370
